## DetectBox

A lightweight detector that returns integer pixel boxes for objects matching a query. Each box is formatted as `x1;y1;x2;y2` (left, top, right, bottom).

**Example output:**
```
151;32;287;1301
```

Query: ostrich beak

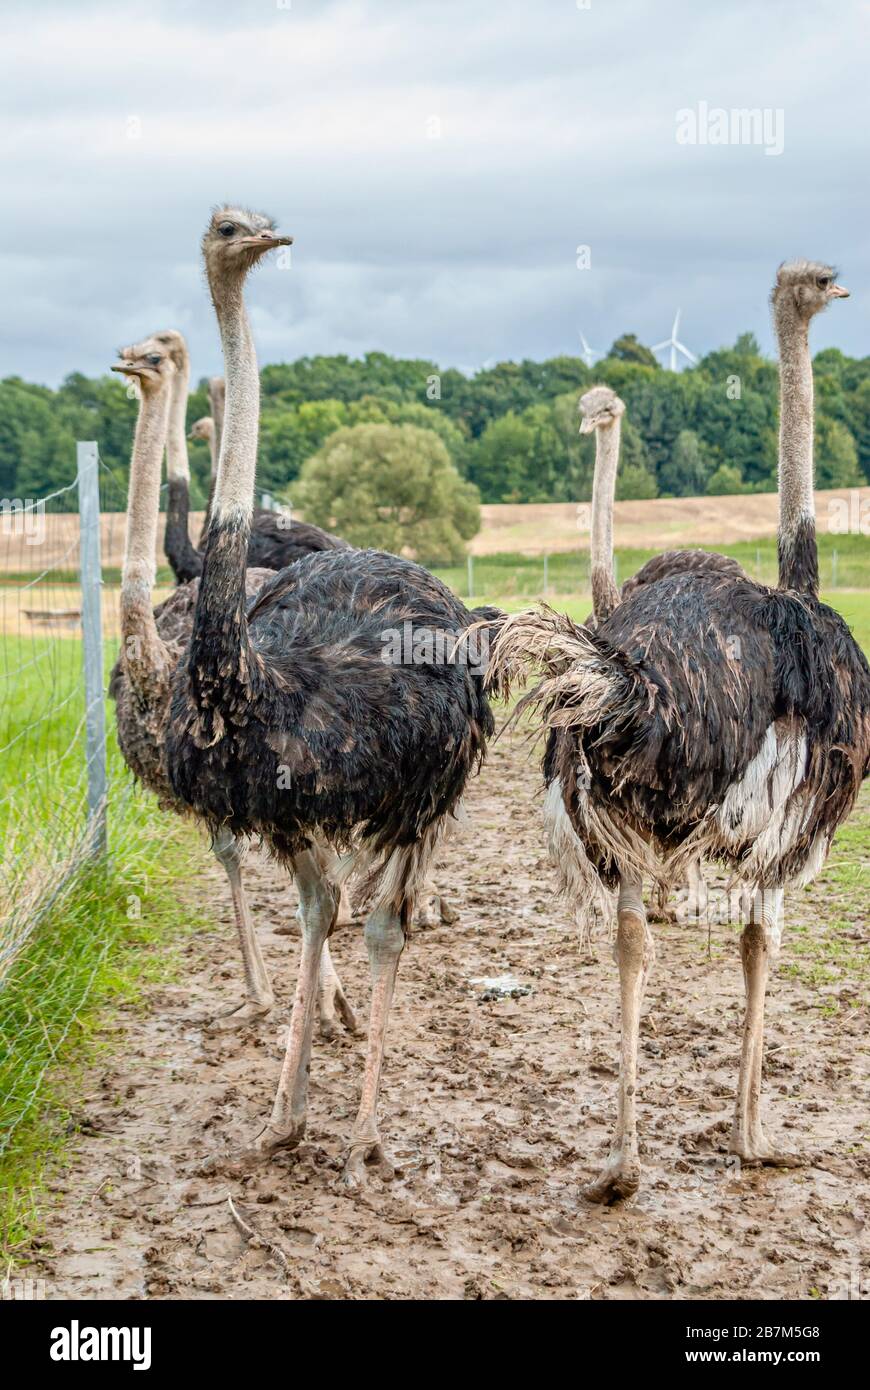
829;284;850;298
579;417;597;435
239;234;293;249
111;363;145;376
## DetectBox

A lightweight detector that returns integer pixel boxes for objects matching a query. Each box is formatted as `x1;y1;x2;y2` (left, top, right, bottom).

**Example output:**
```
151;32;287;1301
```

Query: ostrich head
772;261;849;321
579;385;625;435
201;206;292;290
147;328;189;374
111;337;176;395
188;416;214;444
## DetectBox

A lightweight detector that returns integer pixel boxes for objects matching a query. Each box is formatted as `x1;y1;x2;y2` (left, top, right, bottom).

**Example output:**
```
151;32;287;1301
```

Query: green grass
781;792;870;1014
431;532;870;603
0;628;214;1261
0;817;210;1259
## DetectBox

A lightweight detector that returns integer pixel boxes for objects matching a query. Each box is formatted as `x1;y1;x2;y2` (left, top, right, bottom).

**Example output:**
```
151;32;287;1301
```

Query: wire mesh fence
0;449;137;988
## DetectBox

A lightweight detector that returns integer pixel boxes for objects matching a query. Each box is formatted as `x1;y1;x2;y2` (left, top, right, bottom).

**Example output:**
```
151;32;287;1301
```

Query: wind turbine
578;330;603;369
652;310;697;371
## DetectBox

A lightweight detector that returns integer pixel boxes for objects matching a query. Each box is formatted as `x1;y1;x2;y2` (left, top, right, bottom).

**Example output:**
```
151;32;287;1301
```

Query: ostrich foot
318;943;359;1040
204;997;274;1033
198;1121;305;1176
436;893;459;925
583;1151;641;1205
342;1137;396;1189
413;884;460;928
730;1136;806;1169
318;978;359;1040
647;888;676;925
414;890;441;928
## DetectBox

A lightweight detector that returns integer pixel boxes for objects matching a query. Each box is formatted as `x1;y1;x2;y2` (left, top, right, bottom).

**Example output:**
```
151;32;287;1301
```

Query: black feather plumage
166;530;494;907
533;568;870;888
164;472;349;586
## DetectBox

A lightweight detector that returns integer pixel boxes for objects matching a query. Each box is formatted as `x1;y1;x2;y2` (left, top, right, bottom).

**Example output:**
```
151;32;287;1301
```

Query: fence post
467;552;474;601
543;553;549;597
77;442;107;858
261;491;273;511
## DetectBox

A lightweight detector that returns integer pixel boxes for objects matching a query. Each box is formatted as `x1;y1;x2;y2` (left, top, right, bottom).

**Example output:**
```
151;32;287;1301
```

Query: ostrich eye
218;222;235;237
147;354;162;366
816;276;831;289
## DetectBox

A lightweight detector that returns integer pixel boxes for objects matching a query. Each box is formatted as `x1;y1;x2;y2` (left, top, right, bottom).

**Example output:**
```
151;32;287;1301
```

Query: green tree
608;334;660;369
659;428;713;497
706;463;747;495
293;423;480;562
468;412;535;502
616;420;658;499
814;416;863;488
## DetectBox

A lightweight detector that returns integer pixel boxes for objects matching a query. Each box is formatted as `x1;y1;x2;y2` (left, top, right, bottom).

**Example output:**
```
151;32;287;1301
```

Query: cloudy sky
3;0;868;385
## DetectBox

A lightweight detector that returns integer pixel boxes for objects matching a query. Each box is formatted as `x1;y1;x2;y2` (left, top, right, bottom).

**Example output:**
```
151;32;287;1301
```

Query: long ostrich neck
122;386;171;687
163;347;202;582
166;349;190;484
189;275;258;698
590;419;621;623
775;296;818;593
213;284;259;525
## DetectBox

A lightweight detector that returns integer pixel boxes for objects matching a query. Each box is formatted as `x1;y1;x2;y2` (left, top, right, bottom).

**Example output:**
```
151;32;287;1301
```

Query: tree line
2;332;868;516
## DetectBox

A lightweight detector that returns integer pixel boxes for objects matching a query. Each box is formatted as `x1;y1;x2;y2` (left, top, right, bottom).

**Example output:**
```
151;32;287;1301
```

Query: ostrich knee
343;908;406;1182
364;909;405;971
212;825;244;873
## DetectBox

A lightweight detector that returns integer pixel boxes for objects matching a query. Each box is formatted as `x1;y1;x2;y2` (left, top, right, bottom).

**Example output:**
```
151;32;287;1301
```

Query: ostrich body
165;207;493;1184
490;263;869;1201
109;336;355;1037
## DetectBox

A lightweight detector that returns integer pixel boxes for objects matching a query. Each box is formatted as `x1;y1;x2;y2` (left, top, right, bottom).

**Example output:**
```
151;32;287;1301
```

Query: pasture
1;514;867;1298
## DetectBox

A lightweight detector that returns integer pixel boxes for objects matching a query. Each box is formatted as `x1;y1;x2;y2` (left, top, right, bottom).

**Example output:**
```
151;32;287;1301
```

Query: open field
2;486;869;573
471;488;870;556
14;732;869;1300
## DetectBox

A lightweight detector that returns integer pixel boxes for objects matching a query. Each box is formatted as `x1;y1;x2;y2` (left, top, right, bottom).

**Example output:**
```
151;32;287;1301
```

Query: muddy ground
24;733;869;1300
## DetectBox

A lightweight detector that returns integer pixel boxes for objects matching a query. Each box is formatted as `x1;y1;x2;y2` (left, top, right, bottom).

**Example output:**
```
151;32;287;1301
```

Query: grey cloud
2;0;868;385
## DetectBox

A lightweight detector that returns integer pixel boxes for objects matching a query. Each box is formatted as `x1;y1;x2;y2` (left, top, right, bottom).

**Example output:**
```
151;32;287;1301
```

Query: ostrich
580;383;746;924
489;262;868;1201
161;347;349;586
580;383;745;623
165;207;494;1185
109;335;356;1038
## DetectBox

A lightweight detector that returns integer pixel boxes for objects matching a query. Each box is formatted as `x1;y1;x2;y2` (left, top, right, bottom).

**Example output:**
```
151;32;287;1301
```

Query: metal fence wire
0;445;137;987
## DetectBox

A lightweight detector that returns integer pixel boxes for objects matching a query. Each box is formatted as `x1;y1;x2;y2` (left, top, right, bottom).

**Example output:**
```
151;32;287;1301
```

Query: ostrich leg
730;887;800;1166
253;850;338;1154
208;828;274;1028
343;904;405;1187
318;941;359;1040
584;874;654;1203
276;844;358;1037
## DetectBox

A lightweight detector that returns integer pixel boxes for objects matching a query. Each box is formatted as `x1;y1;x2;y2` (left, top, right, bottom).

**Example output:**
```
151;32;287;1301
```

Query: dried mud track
25;734;869;1300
